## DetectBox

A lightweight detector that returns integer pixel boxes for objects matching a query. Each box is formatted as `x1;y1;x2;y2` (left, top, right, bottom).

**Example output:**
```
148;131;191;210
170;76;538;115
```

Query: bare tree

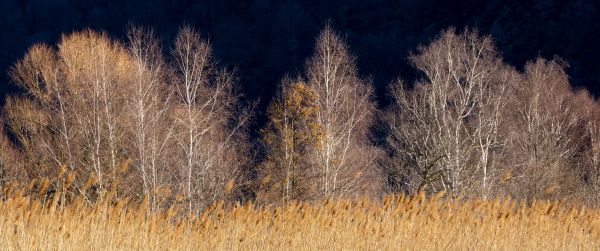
503;58;586;199
0;118;25;187
572;90;600;204
125;26;174;209
305;26;380;198
6;43;72;178
171;26;246;212
385;29;512;197
58;30;130;193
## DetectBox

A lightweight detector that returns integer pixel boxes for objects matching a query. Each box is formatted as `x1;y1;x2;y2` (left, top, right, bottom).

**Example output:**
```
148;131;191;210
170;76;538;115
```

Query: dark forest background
1;0;599;114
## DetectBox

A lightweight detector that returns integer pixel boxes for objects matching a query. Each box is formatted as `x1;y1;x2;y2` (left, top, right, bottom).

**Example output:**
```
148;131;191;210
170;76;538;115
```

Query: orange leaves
262;81;323;156
259;81;324;202
224;179;235;195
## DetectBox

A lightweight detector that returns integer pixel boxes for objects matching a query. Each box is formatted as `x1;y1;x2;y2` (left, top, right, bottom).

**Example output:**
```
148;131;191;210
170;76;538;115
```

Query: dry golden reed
2;188;599;251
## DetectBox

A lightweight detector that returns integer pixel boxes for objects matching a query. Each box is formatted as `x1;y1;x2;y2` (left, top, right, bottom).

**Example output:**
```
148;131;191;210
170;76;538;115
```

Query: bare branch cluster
384;29;600;202
3;25;600;206
3;27;249;212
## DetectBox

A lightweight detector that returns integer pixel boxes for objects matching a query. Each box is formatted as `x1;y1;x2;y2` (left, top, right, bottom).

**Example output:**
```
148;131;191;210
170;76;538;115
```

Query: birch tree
6;44;69;177
385;29;512;196
126;26;174;209
0;119;24;187
171;26;244;212
305;26;379;198
58;30;130;193
573;90;600;203
503;58;585;198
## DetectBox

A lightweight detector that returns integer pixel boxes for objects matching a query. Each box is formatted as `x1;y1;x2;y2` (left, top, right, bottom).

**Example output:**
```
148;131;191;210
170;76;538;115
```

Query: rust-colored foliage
259;81;323;203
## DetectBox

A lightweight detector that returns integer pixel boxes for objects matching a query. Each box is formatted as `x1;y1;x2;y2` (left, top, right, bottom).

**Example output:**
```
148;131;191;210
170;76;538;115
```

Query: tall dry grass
1;167;599;250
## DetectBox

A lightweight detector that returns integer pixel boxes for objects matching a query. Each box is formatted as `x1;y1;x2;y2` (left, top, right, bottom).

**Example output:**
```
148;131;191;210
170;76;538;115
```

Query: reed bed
1;185;599;250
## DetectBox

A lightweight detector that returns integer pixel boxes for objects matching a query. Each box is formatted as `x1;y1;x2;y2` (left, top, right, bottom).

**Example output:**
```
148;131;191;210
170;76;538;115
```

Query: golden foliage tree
259;80;323;203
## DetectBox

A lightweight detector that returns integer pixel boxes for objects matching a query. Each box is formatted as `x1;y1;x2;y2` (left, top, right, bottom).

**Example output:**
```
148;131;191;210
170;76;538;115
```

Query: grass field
1;187;599;251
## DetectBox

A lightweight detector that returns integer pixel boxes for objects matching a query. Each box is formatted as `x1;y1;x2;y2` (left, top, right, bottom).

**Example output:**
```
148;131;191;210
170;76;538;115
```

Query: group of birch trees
3;26;247;211
3;25;600;207
384;29;600;202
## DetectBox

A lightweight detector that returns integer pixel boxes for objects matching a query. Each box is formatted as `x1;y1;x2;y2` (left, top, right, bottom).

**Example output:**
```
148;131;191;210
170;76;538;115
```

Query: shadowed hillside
1;0;599;108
